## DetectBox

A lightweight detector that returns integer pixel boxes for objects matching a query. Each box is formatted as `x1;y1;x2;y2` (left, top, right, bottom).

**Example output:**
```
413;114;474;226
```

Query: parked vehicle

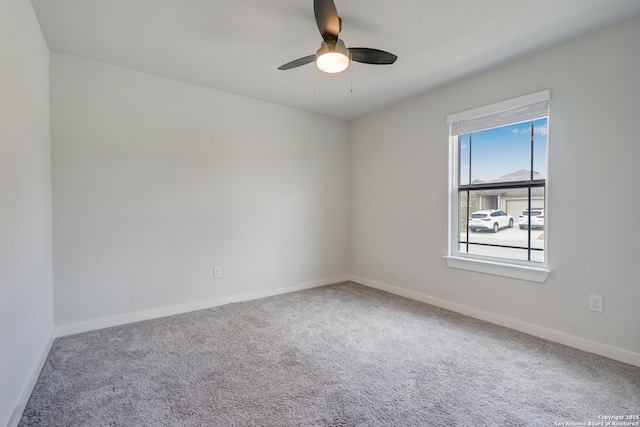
468;210;514;233
519;208;545;229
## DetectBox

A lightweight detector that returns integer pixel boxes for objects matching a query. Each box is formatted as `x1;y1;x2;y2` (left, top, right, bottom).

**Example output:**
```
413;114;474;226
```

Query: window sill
444;256;550;283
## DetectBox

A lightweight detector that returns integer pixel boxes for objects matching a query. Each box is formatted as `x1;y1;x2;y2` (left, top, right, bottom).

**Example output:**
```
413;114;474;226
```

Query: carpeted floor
20;282;640;426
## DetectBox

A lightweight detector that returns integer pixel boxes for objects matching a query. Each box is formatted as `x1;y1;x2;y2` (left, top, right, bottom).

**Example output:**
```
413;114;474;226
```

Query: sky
459;117;548;183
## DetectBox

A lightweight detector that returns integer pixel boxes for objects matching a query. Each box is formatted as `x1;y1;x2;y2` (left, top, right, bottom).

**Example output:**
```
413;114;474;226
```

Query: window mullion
466;133;472;254
527;187;532;261
528;120;534;261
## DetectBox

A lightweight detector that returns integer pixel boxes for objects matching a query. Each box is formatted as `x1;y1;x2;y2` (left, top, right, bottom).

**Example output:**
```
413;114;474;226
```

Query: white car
519;208;544;229
468;209;514;233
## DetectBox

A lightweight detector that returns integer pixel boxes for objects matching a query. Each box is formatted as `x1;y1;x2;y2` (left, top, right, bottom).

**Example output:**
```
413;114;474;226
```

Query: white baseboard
7;330;55;427
54;276;349;338
349;275;640;368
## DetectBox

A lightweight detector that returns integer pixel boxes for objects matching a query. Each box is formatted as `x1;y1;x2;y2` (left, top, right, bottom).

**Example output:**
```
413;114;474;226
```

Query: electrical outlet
589;294;603;312
380;256;386;268
213;266;222;278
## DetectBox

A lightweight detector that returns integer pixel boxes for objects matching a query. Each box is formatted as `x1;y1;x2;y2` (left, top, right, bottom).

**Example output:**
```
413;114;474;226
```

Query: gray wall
51;53;350;326
350;15;640;362
0;1;53;426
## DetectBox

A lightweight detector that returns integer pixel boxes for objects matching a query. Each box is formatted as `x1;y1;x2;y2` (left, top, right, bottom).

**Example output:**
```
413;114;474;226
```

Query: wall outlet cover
213;266;222;278
589;294;603;312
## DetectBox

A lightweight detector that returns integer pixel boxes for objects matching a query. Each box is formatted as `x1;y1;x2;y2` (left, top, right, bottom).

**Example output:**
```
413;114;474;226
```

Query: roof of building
471;169;545;185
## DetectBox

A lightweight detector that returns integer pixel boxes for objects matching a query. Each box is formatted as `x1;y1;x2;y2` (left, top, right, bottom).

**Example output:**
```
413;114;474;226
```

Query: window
445;91;550;282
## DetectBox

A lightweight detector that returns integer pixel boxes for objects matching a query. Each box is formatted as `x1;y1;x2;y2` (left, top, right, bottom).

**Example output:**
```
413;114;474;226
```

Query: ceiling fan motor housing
316;39;349;57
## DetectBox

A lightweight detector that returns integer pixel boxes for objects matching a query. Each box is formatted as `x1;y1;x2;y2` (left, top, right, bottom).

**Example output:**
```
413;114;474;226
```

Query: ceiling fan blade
349;48;398;65
314;0;340;44
278;54;316;71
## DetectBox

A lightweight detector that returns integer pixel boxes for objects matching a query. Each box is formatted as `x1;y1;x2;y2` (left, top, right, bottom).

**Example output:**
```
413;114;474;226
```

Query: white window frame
445;91;551;283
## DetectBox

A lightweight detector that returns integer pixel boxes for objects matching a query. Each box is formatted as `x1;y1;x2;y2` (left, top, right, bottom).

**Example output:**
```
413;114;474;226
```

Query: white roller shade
447;90;550;135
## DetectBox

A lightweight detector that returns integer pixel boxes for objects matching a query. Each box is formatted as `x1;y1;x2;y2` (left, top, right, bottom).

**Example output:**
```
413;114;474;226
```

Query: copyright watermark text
554;415;640;426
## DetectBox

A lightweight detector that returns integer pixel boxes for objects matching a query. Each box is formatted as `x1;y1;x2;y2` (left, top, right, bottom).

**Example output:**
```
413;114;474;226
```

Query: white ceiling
31;0;640;120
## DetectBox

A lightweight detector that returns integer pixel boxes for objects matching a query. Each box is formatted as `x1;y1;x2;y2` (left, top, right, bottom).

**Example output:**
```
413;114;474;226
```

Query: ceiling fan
278;0;397;74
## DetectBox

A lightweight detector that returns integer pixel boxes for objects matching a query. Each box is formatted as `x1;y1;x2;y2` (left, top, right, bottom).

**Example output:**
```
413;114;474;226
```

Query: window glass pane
533;117;548;178
458;188;545;262
468;120;535;183
459;134;471;186
458;191;470;234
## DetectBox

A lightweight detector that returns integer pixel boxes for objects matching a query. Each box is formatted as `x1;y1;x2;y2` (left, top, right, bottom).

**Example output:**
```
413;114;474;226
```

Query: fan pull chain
313;64;316;97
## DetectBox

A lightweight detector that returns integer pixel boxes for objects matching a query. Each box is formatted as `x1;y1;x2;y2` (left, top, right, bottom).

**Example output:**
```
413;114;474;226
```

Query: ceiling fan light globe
315;39;350;73
317;52;349;73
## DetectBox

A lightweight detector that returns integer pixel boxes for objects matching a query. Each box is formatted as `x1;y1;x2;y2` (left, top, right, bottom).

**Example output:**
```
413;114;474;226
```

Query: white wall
350;16;640;362
51;53;350;327
0;1;53;426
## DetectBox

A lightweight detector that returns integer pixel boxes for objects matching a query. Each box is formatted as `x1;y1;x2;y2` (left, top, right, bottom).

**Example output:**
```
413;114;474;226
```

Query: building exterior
471;169;545;218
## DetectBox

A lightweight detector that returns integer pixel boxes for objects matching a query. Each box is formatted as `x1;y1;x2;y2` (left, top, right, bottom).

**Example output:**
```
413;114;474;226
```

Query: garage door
505;200;529;218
